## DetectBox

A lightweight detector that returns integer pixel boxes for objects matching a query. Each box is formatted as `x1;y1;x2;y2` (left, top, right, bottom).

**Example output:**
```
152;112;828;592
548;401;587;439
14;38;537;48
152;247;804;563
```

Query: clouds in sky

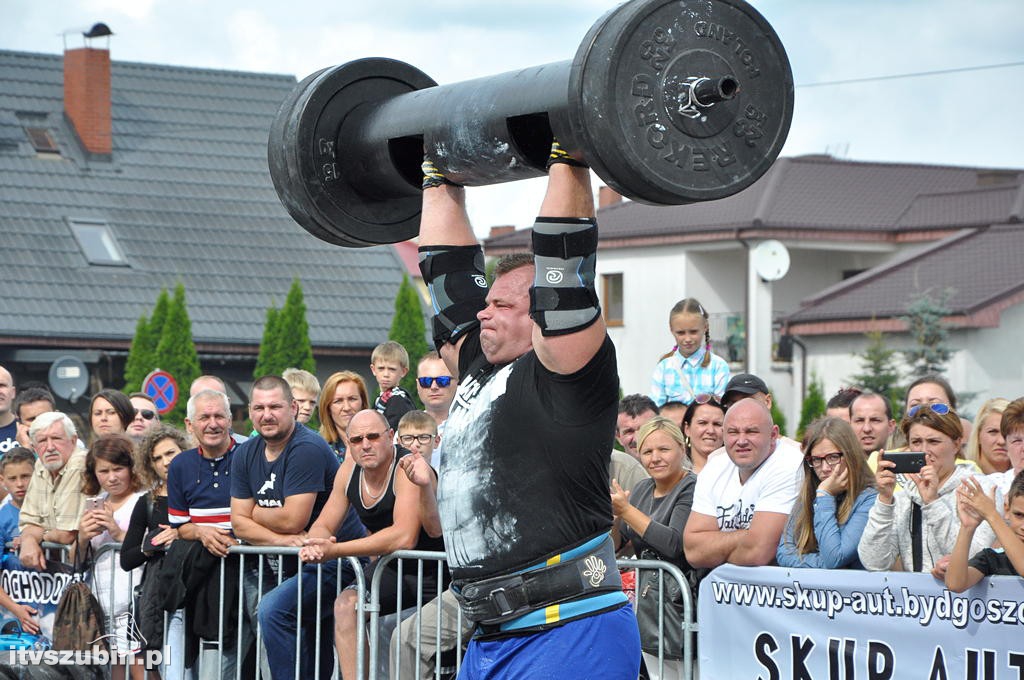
2;0;1021;232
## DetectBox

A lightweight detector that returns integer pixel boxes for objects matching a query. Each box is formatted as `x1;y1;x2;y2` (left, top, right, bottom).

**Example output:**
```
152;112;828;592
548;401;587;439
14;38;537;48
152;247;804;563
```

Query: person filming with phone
859;403;994;573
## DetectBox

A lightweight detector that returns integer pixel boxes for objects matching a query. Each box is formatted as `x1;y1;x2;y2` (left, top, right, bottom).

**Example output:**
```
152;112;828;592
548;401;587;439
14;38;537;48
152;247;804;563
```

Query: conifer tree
901;290;955;377
123;288;169;393
254;305;282;379
154;283;201;425
770;394;788;438
276;279;316;374
123;315;152;394
850;328;905;411
797;374;827;439
388;275;430;405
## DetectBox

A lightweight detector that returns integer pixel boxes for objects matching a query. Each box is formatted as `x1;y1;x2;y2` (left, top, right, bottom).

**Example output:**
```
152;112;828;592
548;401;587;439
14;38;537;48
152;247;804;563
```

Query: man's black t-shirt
438;329;618;582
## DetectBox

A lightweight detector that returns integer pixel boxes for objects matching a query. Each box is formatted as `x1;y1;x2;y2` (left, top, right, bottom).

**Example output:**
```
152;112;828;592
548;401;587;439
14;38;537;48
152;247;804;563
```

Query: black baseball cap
723;374;769;403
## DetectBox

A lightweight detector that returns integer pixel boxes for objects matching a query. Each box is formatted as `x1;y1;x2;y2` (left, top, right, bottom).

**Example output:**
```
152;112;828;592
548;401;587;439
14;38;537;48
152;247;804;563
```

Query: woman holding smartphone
777;417;876;569
120;425;189;680
858;404;992;573
76;434;145;680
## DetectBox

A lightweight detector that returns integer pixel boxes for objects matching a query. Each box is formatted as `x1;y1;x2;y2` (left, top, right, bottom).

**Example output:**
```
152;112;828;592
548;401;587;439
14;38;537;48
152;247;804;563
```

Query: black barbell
268;0;793;247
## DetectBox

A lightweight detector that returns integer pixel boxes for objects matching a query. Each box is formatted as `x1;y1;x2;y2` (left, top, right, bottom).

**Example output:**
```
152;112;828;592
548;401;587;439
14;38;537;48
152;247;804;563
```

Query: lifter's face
477;267;534;366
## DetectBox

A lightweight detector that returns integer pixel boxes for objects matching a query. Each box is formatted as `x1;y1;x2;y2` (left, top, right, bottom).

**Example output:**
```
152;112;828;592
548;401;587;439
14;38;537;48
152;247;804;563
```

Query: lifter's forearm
419;184;476;247
539;164;594;218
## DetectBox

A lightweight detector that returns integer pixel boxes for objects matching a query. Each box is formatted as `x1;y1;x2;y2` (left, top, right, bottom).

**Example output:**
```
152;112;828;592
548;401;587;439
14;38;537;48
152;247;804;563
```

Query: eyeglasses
134;409;157;421
693;393;723;407
907;403;951;418
349;431;387;445
805;452;843;469
418;376;453;388
399;434;434;446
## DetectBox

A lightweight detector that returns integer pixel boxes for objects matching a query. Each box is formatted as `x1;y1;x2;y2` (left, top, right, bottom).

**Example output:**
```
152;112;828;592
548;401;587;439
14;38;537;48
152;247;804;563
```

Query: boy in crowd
0;447;41;633
282;367;321;425
396;410;440;467
371;341;415;430
945;471;1024;592
0;447;34;544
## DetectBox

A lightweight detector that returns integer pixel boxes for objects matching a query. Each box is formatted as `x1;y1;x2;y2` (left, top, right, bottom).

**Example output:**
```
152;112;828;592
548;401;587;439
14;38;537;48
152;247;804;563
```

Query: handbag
634;557;686;659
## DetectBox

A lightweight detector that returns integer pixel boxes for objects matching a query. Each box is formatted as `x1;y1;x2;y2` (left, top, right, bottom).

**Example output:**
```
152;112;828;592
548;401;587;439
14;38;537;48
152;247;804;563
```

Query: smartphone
85;496;105;511
886;451;927;474
144;528;167;553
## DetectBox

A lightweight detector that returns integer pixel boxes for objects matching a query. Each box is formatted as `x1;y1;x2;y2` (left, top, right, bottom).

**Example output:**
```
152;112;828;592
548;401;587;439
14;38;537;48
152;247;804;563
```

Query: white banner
699;564;1024;680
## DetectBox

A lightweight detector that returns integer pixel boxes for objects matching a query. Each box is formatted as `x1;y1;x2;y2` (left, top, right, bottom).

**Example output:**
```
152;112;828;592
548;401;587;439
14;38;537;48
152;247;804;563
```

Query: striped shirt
649;345;730;406
167;444;235;531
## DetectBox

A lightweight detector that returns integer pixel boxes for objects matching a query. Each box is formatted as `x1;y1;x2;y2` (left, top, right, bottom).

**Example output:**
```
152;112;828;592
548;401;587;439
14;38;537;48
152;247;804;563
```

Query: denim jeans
258;558;359;680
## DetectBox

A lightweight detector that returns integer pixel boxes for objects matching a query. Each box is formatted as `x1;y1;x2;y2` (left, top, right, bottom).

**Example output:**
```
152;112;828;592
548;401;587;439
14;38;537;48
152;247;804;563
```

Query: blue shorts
458;604;640;679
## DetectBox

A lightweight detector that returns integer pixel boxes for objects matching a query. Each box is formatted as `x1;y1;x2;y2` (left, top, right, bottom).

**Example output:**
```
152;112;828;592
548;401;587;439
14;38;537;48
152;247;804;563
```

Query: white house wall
800;302;1024;419
601;247;691;397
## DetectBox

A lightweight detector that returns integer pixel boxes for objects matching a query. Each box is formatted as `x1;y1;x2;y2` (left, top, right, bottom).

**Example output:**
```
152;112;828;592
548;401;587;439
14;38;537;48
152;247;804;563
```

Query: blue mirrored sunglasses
907;402;951;418
418;376;453;388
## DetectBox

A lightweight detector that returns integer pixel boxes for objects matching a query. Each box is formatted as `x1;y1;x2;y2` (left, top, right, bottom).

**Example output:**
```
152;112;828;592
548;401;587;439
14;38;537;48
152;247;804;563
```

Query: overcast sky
3;0;1022;235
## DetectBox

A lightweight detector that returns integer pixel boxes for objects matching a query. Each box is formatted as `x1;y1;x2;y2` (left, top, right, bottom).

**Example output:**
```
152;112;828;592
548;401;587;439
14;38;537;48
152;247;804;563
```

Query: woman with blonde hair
964;398;1010;474
777;417;877;568
611;416;697;680
318;371;369;461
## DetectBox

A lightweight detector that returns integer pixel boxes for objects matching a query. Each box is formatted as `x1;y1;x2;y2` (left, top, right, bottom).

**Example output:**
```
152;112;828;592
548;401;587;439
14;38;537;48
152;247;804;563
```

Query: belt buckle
489;587;514;617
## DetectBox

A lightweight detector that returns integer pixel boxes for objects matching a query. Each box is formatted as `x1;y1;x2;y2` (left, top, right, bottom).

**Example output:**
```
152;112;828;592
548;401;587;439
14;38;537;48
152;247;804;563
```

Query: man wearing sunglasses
413;152;638;678
301;408;447;680
127;392;160;441
416;351;457;467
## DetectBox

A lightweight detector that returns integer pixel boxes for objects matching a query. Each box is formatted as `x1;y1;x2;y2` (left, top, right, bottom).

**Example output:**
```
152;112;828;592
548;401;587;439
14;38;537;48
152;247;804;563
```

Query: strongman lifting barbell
268;0;793;247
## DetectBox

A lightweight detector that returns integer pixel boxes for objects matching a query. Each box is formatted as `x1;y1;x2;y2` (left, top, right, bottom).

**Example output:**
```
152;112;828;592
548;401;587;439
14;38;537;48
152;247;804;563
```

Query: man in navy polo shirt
231;375;365;680
167;388;241;678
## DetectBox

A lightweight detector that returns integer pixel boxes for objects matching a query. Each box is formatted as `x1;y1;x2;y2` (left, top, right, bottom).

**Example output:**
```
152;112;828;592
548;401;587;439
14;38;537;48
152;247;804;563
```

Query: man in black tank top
300;409;447;680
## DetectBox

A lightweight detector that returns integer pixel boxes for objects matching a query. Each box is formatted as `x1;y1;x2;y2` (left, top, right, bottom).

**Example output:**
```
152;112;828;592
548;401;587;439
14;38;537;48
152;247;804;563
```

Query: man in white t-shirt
683;398;803;568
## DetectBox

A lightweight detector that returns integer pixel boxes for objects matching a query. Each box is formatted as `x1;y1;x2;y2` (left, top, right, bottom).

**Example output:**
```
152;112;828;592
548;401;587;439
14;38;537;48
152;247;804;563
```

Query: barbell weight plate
268;68;366;247
268;58;437;246
569;0;793;204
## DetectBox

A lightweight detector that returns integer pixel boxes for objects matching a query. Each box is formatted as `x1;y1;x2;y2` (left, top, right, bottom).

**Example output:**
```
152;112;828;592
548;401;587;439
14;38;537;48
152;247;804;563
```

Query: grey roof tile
484;155;1023;250
786;224;1024;324
0;49;409;350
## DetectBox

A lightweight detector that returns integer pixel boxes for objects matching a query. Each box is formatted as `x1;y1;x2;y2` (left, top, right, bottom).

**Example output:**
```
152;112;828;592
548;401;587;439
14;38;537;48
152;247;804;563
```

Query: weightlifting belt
453;535;620;626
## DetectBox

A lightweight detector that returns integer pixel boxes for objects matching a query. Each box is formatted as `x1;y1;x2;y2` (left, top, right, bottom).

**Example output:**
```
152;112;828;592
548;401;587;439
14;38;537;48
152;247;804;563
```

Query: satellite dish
751;240;790;282
48;355;90;404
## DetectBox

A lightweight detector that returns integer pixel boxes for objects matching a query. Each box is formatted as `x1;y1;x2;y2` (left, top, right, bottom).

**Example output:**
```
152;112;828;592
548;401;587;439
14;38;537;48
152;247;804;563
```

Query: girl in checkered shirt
650;298;731;407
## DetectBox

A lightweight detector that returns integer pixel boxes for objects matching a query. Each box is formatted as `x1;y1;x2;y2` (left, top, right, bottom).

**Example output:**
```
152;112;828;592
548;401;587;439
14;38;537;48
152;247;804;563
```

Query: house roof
785;223;1024;333
0;49;407;354
484;155;1024;251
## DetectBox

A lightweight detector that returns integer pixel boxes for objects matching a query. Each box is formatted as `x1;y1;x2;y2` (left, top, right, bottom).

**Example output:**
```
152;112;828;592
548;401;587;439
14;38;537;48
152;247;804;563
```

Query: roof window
69;219;127;266
25;127;60;154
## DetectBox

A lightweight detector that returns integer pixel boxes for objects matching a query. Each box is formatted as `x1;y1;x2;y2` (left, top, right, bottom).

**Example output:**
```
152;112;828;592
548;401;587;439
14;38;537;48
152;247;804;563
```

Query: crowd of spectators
0;343;1022;680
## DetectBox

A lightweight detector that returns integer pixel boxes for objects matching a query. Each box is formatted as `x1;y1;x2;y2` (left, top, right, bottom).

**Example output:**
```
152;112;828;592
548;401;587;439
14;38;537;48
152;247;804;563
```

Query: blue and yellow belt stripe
496;535;627;633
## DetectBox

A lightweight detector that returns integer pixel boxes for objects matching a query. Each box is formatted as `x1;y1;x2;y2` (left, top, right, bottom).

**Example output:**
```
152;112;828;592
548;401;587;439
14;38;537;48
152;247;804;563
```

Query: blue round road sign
143;370;179;415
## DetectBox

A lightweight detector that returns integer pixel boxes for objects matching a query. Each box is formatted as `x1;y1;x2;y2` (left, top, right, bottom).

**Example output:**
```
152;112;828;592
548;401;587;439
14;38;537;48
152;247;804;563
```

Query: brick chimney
488;225;515;239
599;186;622;208
64;47;112;156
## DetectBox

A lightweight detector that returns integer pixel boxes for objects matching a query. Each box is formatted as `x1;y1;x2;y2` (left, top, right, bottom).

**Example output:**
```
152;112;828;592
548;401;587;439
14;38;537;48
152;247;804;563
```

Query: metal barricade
376;551;698;680
369;550;453;680
626;558;698;680
50;544;697;680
